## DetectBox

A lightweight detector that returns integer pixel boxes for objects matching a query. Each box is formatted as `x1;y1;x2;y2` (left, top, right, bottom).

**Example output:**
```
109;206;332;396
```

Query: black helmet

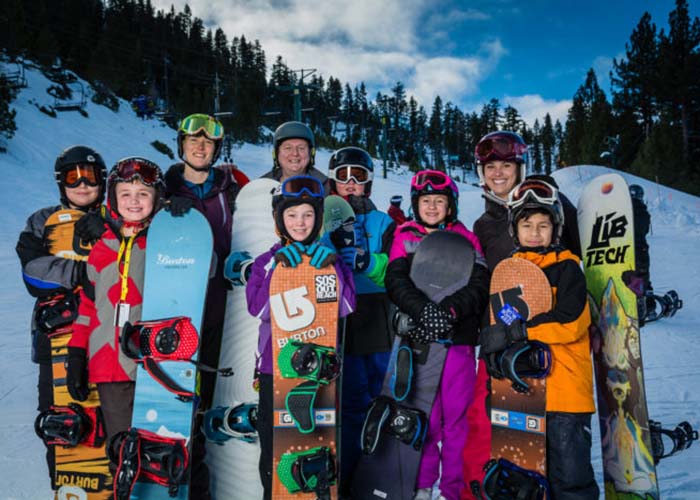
54;145;107;208
273;121;316;169
629;184;644;201
177;114;225;169
328;146;374;196
271;175;324;246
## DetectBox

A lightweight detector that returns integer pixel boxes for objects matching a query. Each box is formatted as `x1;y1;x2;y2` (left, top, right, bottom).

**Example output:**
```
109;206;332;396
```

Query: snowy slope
1;62;698;499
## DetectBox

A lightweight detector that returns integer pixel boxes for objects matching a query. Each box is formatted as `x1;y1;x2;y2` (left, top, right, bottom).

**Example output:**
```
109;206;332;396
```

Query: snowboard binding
389;337;414;401
278;341;341;384
203;403;258;444
485;341;552;393
361;395;428;454
482;458;549;500
277;446;336;499
645;290;683;323
112;427;189;499
121;316;232;399
35;291;79;334
650;419;698;464
34;403;106;448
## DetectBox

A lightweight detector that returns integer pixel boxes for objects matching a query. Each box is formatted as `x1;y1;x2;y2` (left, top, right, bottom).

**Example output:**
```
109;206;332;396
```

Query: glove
66;347;89;401
274;242;305;268
330;222;366;250
478;320;528;355
165;196;195;217
71;260;88;289
224;251;253;286
419;302;455;340
306;243;336;269
74;211;107;245
339;247;372;272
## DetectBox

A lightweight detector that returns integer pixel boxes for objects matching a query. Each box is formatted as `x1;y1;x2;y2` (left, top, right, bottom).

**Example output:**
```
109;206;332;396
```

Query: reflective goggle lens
281;176;325;199
111;158;162;186
332;165;372;184
178;114;224;139
413;170;451;190
475;138;527;163
509;180;557;207
62;164;100;188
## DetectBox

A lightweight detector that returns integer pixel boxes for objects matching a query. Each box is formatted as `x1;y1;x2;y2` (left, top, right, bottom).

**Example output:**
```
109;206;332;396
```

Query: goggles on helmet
281;175;325;199
110;158;162;187
329;165;373;184
475;136;528;163
178;114;224;140
411;170;452;192
508;179;558;210
61;164;101;188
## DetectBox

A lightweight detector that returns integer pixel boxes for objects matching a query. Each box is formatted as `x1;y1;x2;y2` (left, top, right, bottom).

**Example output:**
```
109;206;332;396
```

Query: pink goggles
411;170;453;191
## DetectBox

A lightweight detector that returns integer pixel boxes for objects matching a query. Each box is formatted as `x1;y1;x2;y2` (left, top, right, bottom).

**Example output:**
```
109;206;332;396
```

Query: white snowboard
206;178;280;500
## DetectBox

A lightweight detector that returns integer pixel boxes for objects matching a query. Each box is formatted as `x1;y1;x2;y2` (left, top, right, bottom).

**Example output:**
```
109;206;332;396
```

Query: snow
1;61;699;499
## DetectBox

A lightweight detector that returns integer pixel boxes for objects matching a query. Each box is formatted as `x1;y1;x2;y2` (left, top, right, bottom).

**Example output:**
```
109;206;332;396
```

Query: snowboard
484;258;552;495
207;178;279;499
352;230;475;500
270;255;341;499
126;209;213;499
323;195;355;234
39;209;112;500
578;173;659;499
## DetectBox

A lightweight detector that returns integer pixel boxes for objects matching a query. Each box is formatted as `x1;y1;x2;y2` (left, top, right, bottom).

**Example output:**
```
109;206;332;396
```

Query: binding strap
277;447;336;499
35;291;79;334
389;337;413;401
650;419;698;464
34;403;105;448
361;395;428;454
482;458;549;500
112;428;189;500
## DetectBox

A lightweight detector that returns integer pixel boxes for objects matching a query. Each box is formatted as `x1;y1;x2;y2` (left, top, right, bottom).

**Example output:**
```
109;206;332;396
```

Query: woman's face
483;160;519;200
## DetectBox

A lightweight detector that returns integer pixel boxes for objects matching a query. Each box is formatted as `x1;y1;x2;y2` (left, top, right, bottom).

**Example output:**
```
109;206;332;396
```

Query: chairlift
53;80;87;112
2;60;27;89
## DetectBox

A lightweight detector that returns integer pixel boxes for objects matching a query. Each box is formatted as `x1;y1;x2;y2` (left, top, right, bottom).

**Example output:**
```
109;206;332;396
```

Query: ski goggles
329;165;373;184
61;164;101;188
508;179;558;209
411;170;452;191
110;158;162;187
475;136;527;163
281;175;325;199
178;113;224;140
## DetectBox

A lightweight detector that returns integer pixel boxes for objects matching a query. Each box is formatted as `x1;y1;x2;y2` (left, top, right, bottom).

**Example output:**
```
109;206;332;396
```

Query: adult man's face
277;138;311;179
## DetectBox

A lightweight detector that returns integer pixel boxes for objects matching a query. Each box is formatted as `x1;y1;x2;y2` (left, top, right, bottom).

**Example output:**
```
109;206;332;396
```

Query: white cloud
503;94;571;127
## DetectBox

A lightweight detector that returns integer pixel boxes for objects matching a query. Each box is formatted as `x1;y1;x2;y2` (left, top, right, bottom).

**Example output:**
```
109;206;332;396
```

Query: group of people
18;116;602;500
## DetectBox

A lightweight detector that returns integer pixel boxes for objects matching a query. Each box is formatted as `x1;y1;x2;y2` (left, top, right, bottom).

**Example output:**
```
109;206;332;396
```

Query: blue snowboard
352;230;475;499
129;209;213;499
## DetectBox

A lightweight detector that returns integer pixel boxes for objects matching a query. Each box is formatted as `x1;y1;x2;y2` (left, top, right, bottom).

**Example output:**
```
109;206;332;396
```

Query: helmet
273;121;316;169
271;175;325;246
177;114;225;168
54;145;107;208
410;169;459;228
106;157;165;223
328;146;374;196
507;179;564;248
475;131;528;190
629;184;644;201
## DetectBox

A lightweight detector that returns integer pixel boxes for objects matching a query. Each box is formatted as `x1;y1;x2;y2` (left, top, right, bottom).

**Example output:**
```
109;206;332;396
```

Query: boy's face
516;212;553;248
115;181;156;223
418;194;449;226
183;134;216;169
283;203;315;242
483;160;519;199
65;184;100;209
335;180;365;197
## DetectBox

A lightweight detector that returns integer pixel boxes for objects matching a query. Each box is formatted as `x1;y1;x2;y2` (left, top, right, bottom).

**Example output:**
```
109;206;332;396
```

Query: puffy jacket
69;226;147;383
246;242;356;375
386;220;489;346
512;249;595;413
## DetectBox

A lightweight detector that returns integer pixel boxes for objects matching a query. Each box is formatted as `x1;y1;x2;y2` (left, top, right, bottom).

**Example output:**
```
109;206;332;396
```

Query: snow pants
339;351;392;495
258;373;273;500
416;345;476;500
547;411;599;500
460;357;491;499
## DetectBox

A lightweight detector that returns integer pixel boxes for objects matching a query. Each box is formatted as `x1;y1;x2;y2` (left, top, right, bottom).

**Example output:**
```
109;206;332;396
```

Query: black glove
165;196;195;217
479;320;528;355
71;260;88;289
74;211;107;245
66;347;89;401
419;302;454;340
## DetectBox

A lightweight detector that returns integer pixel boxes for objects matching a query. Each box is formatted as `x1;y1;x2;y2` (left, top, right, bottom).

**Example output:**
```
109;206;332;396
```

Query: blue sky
150;0;698;126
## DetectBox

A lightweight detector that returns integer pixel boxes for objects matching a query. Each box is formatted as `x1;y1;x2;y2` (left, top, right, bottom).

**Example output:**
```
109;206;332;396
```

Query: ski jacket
512;248;595;413
246;242;356;375
260;166;331;195
322;196;397;355
386;220;489;346
387;204;407;225
164;163;241;332
69;226;148;383
473;189;581;272
16;205;87;297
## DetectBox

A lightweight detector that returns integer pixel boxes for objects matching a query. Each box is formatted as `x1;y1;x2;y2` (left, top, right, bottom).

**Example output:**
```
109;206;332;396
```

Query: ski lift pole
382;115;388;179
